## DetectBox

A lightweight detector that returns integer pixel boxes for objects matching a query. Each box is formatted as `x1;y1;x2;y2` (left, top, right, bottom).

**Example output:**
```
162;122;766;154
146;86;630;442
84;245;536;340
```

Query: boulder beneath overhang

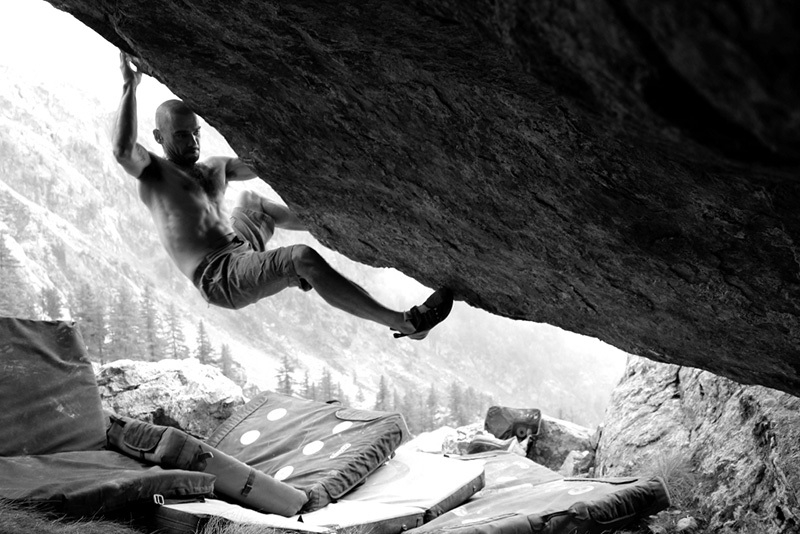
97;358;245;439
47;0;800;395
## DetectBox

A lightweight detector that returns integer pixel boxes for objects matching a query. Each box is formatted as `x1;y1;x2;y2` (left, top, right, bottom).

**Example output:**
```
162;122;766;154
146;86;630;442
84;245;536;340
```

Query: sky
0;0;176;115
0;0;629;377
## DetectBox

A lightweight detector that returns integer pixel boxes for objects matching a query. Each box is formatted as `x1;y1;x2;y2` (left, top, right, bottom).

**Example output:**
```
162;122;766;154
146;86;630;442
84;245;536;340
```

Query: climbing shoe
393;287;454;340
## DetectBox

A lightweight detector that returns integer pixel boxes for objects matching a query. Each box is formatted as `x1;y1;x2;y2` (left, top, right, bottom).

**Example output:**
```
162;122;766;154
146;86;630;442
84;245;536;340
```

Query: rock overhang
46;0;800;395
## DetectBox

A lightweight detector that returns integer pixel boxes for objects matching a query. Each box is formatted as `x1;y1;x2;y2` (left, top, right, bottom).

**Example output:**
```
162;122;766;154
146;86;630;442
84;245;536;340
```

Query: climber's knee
291;244;327;281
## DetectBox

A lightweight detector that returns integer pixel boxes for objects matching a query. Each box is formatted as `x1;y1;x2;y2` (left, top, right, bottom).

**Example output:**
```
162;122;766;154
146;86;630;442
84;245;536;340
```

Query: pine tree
320;368;334;400
425;383;440;431
164;303;189;359
276;354;295;395
448;381;468;427
40;287;62;320
374;375;389;411
356;387;365;404
464;386;478;424
401;385;422;434
475;391;492;424
301;371;312;399
336;382;349;406
195;320;214;364
108;284;140;361
220;343;234;380
72;282;108;363
140;284;164;361
0;233;32;317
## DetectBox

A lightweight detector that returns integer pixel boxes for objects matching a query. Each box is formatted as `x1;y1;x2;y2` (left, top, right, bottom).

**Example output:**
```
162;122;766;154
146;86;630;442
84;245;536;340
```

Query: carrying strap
242;468;256;497
191;450;214;472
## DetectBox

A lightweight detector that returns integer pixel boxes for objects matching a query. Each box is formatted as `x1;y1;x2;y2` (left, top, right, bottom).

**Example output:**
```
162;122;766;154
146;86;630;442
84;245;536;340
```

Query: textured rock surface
557;450;593;477
46;0;800;394
97;358;246;438
597;356;800;534
532;414;594;470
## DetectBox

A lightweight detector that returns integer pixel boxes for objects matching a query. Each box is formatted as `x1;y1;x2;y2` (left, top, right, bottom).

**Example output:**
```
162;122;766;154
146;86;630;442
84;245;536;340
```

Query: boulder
96;358;246;439
529;415;594;471
558;450;594;477
597;356;800;534
44;0;800;397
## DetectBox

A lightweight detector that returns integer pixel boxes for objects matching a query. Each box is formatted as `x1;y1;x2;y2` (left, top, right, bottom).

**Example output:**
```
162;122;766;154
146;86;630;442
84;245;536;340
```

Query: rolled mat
107;414;308;516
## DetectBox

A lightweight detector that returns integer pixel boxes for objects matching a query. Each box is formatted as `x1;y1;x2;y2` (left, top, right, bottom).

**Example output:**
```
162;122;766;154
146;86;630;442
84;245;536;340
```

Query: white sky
0;0;176;113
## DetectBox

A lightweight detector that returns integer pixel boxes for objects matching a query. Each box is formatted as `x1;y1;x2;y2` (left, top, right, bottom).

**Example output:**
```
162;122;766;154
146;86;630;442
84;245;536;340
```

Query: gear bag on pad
107;414;308;516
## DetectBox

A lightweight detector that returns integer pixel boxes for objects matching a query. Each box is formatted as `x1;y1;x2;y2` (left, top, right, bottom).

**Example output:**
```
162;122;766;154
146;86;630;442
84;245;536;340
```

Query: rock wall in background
597;356;800;533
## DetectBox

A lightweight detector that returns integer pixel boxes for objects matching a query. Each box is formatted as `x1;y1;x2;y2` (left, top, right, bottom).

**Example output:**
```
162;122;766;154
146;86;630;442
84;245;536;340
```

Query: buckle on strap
241;468;256;497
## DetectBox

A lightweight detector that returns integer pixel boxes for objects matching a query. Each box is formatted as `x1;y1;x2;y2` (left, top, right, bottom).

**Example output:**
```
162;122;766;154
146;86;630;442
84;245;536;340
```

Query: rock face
97;358;246;438
597;356;800;534
533;415;593;472
557;450;593;477
45;1;800;395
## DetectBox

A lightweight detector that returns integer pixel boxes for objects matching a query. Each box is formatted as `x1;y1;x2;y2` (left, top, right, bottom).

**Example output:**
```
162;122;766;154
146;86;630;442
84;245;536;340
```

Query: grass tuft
612;451;707;534
646;451;698;510
0;500;145;534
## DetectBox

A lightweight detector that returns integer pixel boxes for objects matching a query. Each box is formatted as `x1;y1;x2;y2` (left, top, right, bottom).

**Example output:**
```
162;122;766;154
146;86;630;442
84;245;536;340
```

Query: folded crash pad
0;451;214;516
207;392;409;512
298;446;486;533
150;448;485;534
147;499;331;534
107;414;308;516
408;452;671;534
295;500;425;534
0;317;107;455
341;446;485;521
467;450;563;488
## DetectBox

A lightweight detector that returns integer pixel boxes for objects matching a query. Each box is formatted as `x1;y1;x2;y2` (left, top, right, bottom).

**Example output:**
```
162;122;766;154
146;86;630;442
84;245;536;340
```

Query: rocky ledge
47;0;800;394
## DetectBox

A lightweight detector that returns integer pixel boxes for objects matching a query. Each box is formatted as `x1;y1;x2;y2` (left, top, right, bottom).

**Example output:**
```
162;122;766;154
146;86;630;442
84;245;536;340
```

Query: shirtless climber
111;52;452;340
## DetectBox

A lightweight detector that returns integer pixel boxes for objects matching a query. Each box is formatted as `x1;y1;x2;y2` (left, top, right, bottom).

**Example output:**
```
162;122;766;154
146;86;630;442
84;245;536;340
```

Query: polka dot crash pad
207;392;409;512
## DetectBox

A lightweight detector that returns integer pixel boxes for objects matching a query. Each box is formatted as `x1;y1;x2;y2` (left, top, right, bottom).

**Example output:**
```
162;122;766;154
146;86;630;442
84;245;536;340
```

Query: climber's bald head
155;99;196;131
153;99;201;165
